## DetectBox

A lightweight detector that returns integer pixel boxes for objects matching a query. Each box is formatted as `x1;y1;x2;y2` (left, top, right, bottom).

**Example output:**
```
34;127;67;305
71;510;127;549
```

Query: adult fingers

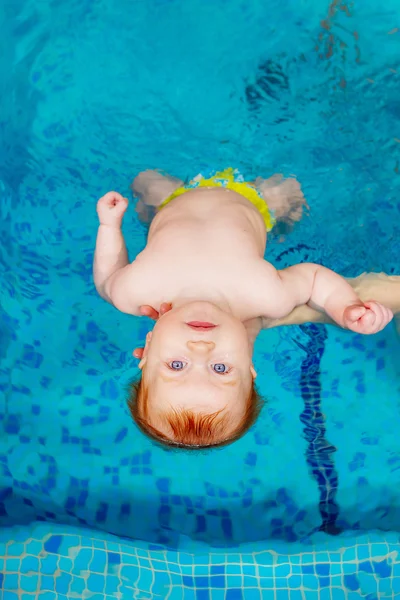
138;305;159;320
133;348;144;359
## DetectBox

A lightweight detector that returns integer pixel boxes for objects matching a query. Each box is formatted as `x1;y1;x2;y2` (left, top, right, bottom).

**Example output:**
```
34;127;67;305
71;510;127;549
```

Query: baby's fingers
344;301;393;334
98;191;125;207
360;309;376;331
343;304;367;329
345;305;367;322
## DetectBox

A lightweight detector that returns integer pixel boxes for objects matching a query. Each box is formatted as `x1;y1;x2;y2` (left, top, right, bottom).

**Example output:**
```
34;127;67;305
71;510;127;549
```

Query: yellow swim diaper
158;167;275;232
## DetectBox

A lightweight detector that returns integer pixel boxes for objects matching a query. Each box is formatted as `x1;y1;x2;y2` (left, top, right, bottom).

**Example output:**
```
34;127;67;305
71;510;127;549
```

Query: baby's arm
269;264;393;334
93;192;129;302
263;272;400;329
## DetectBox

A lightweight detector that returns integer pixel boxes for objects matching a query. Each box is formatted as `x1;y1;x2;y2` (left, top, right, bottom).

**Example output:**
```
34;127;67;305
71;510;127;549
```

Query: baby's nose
186;340;216;352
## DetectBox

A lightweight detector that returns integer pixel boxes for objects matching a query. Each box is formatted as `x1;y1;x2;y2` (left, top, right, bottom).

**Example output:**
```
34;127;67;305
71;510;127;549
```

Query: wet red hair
127;377;262;449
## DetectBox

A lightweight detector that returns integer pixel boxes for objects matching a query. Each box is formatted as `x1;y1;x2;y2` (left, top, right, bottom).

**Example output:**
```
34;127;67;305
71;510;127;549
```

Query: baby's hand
97;192;128;228
343;301;393;334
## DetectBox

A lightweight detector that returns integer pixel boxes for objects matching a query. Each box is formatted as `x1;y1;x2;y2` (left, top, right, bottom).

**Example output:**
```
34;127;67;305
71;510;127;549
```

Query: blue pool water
1;0;400;598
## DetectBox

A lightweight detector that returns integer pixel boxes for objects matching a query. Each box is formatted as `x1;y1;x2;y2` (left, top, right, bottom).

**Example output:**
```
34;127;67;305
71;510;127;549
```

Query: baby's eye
212;363;230;374
169;360;186;371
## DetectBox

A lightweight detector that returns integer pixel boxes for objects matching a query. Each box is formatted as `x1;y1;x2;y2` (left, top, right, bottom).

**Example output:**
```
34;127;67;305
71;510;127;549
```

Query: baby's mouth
186;321;217;331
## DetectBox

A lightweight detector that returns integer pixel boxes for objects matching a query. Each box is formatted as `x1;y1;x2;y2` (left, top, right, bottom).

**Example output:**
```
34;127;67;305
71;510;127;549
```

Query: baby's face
139;302;256;437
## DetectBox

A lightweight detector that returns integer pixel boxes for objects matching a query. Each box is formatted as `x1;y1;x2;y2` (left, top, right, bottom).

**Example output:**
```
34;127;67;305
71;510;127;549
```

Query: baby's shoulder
243;259;295;319
106;260;147;315
248;257;279;284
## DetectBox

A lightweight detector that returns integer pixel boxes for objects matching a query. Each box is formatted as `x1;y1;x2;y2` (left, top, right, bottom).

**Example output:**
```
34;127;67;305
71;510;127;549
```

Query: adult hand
133;303;172;358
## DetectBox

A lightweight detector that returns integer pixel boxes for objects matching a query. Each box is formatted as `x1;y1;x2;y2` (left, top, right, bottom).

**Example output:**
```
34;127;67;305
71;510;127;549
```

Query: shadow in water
245;59;289;109
298;323;342;535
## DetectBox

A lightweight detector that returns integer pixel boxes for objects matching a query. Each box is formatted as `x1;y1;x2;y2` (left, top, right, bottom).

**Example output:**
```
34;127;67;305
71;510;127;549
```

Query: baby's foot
132;170;183;207
135;199;157;224
255;174;308;229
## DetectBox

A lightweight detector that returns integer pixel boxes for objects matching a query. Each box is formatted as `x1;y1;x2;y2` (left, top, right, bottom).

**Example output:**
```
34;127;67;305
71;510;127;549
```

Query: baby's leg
132;170;184;223
254;174;308;232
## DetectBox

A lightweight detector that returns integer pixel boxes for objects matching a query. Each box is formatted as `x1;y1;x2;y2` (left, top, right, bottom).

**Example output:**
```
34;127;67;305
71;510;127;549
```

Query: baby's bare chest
111;201;273;316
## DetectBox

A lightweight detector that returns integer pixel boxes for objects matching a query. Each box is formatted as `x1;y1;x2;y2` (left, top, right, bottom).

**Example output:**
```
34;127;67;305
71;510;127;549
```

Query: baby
94;168;396;448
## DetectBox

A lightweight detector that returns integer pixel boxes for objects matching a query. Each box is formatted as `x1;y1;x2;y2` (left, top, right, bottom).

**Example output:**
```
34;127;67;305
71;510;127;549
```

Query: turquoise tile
378;578;395;597
6;543;25;557
226;575;243;588
194;565;210;575
92;550;107;572
58;557;73;572
258;566;274;578
21;556;40;574
26;540;44;555
330;563;343;576
70;576;86;594
319;590;333;600
41;576;55;591
3;574;19;590
357;545;372;561
20;574;39;593
40;555;59;575
3;593;19;600
331;590;346;600
288;575;301;588
87;574;106;593
275;577;290;589
302;575;318;590
244;591;261;600
5;558;20;572
276;564;291;577
330;575;343;588
285;592;303;600
243;565;256;576
243;575;258;587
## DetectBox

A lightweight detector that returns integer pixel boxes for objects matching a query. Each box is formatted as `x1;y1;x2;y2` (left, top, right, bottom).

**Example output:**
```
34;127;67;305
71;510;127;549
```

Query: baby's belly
148;218;266;259
147;231;260;259
148;192;267;255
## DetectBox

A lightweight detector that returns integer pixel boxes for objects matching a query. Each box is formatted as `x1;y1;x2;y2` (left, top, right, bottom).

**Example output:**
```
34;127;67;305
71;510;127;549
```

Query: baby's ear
139;332;153;369
250;365;257;379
